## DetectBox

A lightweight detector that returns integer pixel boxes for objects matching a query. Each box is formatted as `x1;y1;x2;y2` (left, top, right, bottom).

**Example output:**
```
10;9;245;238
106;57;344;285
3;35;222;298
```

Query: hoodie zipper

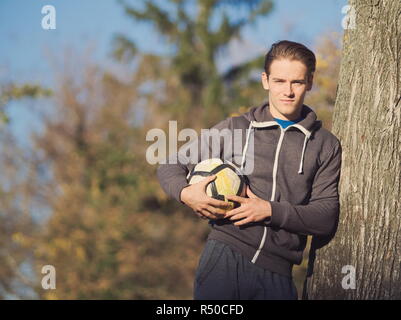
250;123;311;264
251;125;285;263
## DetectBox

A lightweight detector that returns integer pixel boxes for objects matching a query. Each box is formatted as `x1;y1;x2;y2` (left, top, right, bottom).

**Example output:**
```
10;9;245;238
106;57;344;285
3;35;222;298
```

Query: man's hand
225;186;272;226
180;175;232;220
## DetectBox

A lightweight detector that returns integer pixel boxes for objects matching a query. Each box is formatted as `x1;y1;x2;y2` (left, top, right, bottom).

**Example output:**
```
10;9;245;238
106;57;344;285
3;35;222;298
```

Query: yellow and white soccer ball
187;158;246;211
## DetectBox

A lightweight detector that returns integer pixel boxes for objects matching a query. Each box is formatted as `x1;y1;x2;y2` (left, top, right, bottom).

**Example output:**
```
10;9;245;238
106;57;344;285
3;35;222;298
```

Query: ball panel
187;158;247;212
215;168;241;197
193;158;223;172
188;174;206;185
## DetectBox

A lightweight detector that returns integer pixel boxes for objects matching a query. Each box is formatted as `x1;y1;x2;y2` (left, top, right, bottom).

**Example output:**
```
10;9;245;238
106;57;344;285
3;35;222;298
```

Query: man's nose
284;84;294;97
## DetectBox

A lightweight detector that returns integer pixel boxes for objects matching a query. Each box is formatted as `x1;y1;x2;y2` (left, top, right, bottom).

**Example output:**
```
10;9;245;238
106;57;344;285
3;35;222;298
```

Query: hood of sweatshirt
243;102;321;132
238;102;322;175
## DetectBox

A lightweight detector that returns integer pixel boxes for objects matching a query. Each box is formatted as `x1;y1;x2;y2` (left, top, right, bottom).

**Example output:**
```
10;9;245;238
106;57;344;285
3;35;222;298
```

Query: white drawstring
298;133;311;174
240;121;311;174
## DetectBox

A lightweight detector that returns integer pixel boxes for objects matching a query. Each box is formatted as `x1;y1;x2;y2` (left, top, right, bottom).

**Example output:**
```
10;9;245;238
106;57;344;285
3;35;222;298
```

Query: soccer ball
187;158;246;211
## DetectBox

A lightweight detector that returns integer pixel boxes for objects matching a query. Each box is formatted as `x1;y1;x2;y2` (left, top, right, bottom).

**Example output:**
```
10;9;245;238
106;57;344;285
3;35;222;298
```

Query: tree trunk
305;0;401;299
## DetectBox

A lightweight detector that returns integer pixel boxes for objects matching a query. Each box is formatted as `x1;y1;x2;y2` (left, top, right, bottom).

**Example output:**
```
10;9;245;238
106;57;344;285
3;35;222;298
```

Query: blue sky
0;0;347;144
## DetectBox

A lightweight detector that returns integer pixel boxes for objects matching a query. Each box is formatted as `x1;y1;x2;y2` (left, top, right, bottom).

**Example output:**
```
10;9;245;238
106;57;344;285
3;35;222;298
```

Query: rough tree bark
304;0;401;299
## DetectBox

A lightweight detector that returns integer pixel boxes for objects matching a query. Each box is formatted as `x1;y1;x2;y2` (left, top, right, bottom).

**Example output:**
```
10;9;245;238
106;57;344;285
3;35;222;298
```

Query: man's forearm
157;163;189;203
268;199;339;236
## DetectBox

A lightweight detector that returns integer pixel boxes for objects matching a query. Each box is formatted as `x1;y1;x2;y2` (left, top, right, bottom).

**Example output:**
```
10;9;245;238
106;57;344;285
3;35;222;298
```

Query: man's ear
261;72;269;90
307;73;314;91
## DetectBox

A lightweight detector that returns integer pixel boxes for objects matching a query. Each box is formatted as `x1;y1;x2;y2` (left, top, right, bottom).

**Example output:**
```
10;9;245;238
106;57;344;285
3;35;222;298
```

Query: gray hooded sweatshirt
157;103;342;277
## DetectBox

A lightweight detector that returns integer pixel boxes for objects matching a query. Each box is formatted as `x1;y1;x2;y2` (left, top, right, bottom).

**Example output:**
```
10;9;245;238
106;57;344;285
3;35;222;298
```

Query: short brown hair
264;40;316;77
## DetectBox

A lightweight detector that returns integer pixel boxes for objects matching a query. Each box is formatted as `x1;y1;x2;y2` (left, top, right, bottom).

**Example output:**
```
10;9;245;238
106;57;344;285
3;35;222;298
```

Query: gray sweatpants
194;239;298;300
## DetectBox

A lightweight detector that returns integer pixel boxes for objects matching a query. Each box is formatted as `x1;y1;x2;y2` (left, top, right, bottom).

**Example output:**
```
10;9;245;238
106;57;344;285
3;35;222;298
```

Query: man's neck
268;101;303;121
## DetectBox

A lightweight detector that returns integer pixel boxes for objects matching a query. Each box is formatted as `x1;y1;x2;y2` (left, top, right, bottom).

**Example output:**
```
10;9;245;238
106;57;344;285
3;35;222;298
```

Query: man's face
261;58;313;120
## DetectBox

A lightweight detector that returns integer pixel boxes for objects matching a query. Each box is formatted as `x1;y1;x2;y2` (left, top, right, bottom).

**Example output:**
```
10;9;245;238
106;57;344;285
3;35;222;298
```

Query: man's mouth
280;99;295;103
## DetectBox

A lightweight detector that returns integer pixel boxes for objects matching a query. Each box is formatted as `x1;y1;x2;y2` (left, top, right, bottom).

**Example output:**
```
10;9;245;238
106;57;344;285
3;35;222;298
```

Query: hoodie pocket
271;228;302;250
264;227;306;264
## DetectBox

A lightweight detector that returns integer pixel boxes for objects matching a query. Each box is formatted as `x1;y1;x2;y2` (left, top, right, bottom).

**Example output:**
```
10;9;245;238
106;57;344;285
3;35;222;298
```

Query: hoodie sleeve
268;141;342;236
157;117;233;203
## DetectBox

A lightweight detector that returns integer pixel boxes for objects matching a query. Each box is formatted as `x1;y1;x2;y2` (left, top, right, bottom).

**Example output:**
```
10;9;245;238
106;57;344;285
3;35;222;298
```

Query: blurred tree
0;83;52;124
305;32;342;130
114;0;273;127
26;57;210;299
0;82;52;298
0;129;48;298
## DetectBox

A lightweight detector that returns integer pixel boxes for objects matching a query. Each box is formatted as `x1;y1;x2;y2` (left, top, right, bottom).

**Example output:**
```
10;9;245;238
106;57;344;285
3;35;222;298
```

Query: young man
157;40;342;300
